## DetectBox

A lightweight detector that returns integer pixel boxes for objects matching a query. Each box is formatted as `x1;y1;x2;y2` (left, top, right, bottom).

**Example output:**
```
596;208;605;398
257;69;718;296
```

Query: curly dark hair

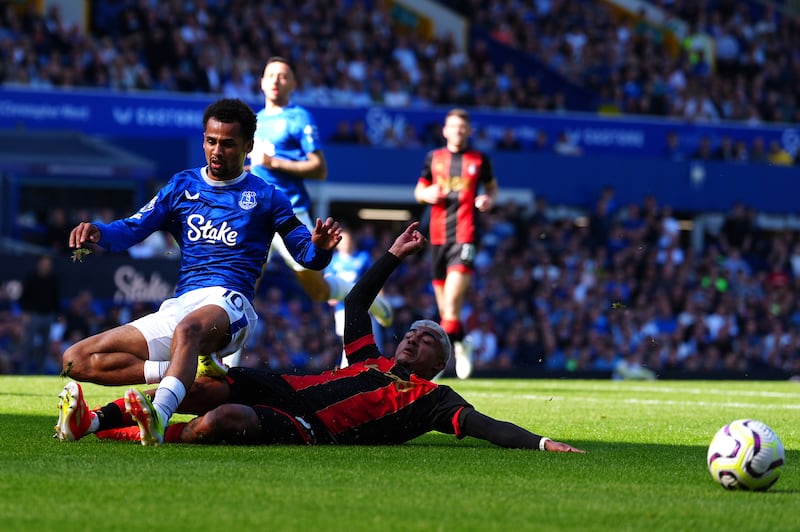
203;98;257;140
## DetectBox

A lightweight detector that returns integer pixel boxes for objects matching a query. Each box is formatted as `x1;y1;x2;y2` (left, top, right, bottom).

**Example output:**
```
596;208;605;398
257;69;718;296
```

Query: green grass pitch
2;376;798;531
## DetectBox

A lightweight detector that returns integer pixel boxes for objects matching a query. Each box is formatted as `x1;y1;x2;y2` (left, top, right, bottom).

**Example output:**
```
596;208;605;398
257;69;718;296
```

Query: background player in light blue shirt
247;57;392;345
56;98;342;445
326;225;388;367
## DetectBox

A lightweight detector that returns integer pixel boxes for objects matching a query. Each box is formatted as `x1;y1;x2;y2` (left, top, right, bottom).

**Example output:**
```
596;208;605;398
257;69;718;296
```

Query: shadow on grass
7;413;799;494
408;432;799;492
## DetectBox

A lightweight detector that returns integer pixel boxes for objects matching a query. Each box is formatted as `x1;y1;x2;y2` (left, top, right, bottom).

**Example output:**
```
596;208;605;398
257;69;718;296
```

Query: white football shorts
130;286;257;361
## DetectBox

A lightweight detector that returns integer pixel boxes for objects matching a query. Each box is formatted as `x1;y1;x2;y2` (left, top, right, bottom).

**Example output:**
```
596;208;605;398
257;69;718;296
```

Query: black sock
96;403;124;431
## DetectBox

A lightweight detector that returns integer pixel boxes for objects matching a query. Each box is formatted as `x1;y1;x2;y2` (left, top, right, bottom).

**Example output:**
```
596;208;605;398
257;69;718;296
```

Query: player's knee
61;343;93;379
173;319;204;344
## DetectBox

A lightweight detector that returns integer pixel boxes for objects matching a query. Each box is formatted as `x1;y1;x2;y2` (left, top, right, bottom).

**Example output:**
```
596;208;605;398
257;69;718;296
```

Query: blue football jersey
94;167;331;302
250;104;323;213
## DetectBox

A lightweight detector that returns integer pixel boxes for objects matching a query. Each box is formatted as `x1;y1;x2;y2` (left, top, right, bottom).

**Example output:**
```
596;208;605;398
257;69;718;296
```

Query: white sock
324;274;353;301
88;412;100;434
223;349;242;368
152;376;186;427
144;360;170;384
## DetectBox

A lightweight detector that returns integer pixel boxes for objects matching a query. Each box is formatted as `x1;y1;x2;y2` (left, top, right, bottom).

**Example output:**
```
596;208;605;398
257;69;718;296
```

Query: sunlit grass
2;377;798;531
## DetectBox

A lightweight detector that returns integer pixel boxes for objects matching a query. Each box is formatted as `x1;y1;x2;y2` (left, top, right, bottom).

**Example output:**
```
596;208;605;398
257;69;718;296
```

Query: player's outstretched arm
461;409;586;453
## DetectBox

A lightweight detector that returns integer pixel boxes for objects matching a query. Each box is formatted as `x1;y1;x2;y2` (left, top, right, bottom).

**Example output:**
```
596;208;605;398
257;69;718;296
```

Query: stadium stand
0;0;797;379
2;0;797;127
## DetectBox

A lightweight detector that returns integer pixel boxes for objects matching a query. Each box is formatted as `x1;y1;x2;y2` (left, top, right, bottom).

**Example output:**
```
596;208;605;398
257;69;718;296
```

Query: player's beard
209;159;227;179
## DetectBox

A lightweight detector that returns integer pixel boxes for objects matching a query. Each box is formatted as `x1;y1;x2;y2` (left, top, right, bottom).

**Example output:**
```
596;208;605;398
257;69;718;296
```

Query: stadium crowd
3;191;800;380
1;0;799;377
0;0;797;160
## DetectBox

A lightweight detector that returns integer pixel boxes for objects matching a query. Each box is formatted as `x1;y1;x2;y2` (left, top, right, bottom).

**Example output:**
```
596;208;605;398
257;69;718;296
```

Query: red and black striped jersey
226;252;547;449
280;252;472;444
281;351;470;445
227;252;471;445
417;148;495;245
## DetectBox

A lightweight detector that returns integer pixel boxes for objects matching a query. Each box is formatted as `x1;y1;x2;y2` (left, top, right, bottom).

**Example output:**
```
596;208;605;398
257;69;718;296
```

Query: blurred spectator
329;120;358;144
465;313;502;371
691;135;714;161
682;86;720;123
348;80;374;107
379;127;402;148
41;207;71;255
18;255;61;374
767;140;794;166
325;226;385;357
60;290;98;350
553;131;583;156
222;64;256;99
664;130;684;161
350;120;372;146
750;136;769;163
0;283;23;374
531;130;550;152
713;136;736;162
718;202;753;256
128;231;179;259
472;127;496;152
495;128;523;151
732;140;749;164
398;124;423;148
383;78;411;107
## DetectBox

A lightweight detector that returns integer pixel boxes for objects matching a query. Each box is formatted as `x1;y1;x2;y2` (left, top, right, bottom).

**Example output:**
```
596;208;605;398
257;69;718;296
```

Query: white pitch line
464;381;800;399
466;392;800;410
578;385;800;399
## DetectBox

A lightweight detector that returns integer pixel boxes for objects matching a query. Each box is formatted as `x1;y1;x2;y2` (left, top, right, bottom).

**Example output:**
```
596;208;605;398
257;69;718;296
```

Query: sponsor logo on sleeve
130;195;158;220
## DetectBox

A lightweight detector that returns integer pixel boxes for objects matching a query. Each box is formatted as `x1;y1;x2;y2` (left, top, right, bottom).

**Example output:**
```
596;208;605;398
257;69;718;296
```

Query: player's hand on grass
544;440;587;453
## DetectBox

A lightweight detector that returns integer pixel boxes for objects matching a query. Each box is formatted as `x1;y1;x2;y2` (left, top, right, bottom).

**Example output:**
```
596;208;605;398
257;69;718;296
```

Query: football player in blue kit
326;225;383;368
248;57;393;332
56;98;342;445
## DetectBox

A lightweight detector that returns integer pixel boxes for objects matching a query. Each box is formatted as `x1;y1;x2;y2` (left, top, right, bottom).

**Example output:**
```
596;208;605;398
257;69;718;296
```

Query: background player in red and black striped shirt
59;223;584;453
414;108;498;379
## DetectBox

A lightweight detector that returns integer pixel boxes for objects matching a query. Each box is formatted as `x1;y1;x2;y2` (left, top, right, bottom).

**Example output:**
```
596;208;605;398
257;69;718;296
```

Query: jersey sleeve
478;152;496;186
273;191;332;270
430;386;474;436
417;150;434;186
298;108;323;155
458;407;545;449
94;181;175;252
343;251;401;360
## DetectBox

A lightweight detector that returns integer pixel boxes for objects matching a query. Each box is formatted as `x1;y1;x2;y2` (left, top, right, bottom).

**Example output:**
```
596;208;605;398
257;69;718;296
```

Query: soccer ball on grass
707;419;785;491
